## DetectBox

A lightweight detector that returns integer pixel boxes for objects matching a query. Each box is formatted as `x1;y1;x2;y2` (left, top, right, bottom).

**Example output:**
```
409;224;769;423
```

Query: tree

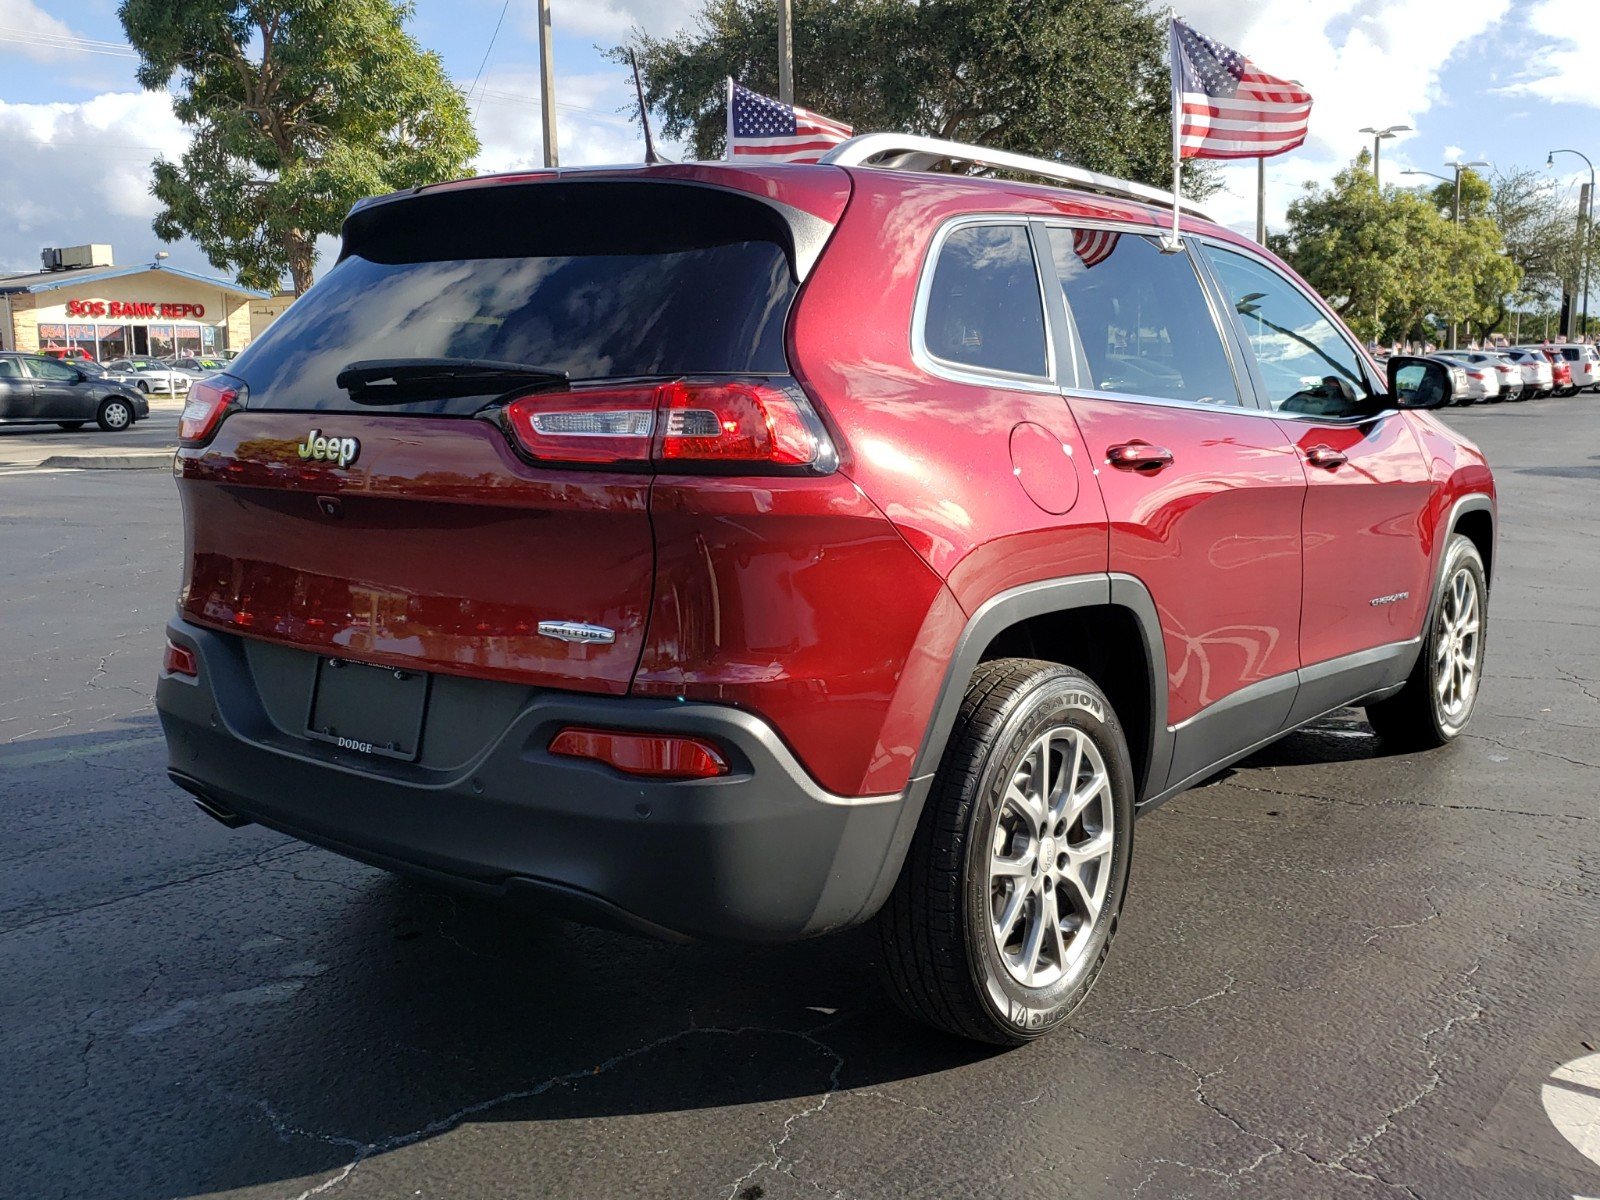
1272;153;1520;344
612;0;1217;197
119;0;479;294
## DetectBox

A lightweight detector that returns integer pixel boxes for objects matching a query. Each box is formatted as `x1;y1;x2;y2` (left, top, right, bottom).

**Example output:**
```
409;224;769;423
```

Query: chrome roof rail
818;132;1213;221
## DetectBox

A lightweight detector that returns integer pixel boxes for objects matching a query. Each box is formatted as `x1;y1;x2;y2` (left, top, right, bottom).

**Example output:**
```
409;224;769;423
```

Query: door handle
1106;442;1175;472
1305;444;1347;470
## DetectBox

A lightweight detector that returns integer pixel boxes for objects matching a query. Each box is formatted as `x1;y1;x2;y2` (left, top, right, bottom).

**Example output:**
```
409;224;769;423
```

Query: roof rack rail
818;133;1213;221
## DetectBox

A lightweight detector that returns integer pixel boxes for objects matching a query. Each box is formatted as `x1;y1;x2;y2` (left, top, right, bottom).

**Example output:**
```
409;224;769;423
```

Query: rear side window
234;182;801;414
921;224;1048;379
1048;228;1240;406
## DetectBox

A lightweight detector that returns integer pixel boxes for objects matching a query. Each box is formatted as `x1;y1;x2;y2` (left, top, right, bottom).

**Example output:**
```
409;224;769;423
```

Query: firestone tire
875;658;1135;1046
1366;535;1487;750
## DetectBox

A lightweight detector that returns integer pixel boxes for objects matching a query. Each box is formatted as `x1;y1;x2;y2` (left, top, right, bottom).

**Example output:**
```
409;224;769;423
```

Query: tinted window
26;358;78;381
1048;228;1239;405
0;359;21;379
1202;245;1374;417
236;183;799;414
922;224;1048;378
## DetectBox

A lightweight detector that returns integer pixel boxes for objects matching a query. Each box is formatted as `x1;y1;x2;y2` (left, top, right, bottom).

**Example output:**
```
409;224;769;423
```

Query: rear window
234;181;802;413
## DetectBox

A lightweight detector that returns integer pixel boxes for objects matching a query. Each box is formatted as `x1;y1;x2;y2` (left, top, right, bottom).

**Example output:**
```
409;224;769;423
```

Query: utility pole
537;0;558;167
776;0;793;104
1549;149;1595;341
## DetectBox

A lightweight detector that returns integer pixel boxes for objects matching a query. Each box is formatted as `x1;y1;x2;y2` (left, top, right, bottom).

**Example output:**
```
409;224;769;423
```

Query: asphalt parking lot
0;396;180;471
2;398;1597;1200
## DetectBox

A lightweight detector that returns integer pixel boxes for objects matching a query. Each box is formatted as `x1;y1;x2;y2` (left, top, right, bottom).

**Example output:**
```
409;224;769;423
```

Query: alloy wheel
988;727;1115;989
1434;566;1481;723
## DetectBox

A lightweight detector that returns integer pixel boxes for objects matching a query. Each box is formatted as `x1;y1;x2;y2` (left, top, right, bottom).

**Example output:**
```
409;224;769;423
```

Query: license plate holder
306;657;429;762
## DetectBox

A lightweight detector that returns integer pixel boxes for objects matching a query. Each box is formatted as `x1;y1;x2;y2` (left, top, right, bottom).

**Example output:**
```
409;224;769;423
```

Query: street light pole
1403;161;1488;349
1359;124;1411;190
1548;149;1595;341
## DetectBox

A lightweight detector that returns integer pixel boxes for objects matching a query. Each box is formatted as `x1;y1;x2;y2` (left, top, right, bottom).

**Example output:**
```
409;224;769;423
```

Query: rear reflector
179;376;244;446
503;378;833;473
548;727;730;779
163;641;199;677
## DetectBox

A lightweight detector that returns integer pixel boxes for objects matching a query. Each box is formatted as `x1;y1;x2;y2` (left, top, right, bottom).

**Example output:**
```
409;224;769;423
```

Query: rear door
1196;241;1434;713
1043;224;1307;788
0;357;36;418
177;177;838;696
23;356;94;419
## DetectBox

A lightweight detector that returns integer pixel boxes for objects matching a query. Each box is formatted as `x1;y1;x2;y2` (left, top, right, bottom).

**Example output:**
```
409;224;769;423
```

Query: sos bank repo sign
65;299;207;320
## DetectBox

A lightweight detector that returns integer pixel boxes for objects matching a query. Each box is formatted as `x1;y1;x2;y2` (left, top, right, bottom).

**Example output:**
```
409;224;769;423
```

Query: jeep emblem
296;429;360;468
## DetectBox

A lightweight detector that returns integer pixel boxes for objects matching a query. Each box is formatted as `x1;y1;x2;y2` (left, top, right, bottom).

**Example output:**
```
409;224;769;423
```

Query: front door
1197;242;1435;714
1042;225;1307;789
23;356;95;421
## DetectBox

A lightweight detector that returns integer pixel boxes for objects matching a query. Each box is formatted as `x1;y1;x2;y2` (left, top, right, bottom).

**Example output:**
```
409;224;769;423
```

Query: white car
1500;348;1555;397
1550;344;1600;390
171;356;230;380
1430;352;1502;403
102;358;191;396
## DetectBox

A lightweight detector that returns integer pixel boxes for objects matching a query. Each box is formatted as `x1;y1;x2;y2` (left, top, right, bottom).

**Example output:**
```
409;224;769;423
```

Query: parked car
1550;343;1600;390
1522;346;1579;395
102;357;191;396
40;346;96;364
0;350;149;430
155;144;1497;1045
171;356;230;378
1436;351;1520;401
1429;353;1498;403
1500;348;1555;397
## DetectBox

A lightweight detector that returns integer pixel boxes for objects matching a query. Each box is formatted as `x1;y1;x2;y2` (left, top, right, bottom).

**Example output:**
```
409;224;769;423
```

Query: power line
465;0;511;120
0;25;138;58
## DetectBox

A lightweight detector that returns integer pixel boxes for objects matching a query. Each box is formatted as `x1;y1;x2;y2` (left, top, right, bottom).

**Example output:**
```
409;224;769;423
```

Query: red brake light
179;376;242;445
503;378;833;472
162;641;198;677
548;727;730;779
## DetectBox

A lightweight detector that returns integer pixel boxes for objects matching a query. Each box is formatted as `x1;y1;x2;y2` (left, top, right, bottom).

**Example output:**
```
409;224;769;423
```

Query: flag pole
724;76;735;161
1166;11;1184;250
1256;157;1266;243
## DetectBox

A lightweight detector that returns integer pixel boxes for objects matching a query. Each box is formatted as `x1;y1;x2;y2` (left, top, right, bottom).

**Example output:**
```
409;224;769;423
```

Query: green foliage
611;0;1217;197
119;0;479;294
1272;152;1522;343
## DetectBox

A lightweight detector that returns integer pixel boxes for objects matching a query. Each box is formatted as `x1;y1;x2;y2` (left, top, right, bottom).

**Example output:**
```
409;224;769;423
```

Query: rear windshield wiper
336;358;569;402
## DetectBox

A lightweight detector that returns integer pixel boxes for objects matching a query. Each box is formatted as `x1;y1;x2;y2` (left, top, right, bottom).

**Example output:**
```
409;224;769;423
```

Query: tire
136;381;149;393
56;421;86;431
1366;534;1487;750
96;398;134;432
876;659;1135;1045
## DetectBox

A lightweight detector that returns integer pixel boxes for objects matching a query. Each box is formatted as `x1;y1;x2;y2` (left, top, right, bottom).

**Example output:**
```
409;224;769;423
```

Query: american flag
1071;229;1121;269
725;78;852;164
1171;19;1312;160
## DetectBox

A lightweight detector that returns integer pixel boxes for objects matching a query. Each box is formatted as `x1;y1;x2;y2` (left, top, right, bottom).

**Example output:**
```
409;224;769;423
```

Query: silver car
102;358;191;396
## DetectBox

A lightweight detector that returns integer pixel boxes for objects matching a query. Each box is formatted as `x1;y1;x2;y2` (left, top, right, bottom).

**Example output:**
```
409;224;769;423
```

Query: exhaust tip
169;771;252;828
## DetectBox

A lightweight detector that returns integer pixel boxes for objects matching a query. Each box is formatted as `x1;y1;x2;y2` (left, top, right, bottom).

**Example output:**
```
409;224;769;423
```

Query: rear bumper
155;619;916;943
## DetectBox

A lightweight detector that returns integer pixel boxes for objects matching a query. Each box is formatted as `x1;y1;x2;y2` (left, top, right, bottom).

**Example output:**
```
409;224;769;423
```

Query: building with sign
0;244;272;361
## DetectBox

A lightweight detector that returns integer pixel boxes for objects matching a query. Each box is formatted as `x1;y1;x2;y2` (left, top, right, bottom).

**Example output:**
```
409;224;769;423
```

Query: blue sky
2;0;1597;283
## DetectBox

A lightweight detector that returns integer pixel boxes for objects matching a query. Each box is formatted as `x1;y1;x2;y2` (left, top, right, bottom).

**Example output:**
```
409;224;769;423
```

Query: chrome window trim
1060;383;1398;426
1189;234;1390;408
910;213;1060;396
1035;218;1252;410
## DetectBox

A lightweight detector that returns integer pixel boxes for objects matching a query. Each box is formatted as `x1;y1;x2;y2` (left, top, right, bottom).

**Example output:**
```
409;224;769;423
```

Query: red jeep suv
156;140;1495;1044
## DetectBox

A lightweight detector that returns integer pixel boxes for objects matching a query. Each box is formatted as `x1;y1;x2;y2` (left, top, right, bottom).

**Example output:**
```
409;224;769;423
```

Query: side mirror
1387;356;1454;410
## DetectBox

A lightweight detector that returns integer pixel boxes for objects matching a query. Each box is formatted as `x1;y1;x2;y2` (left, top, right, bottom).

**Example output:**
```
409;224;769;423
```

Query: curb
36;451;174;471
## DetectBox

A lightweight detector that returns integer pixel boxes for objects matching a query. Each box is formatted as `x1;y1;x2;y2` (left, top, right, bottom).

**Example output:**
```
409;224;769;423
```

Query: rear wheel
1366;535;1487;749
876;659;1134;1045
97;398;134;432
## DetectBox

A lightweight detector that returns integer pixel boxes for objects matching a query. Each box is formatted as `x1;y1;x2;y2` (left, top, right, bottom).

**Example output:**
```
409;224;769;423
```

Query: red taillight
179;376;243;445
548;727;730;780
503;379;832;472
162;641;198;677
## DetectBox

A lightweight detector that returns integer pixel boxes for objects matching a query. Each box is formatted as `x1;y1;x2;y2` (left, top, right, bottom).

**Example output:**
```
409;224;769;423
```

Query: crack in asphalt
0;843;312;940
1218;779;1596;822
235;1017;856;1200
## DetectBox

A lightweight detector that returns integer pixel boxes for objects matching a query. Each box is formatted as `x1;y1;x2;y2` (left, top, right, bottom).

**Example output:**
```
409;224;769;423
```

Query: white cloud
1180;0;1513;235
1497;0;1600;107
0;91;201;275
468;64;686;171
0;0;79;62
543;0;700;41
